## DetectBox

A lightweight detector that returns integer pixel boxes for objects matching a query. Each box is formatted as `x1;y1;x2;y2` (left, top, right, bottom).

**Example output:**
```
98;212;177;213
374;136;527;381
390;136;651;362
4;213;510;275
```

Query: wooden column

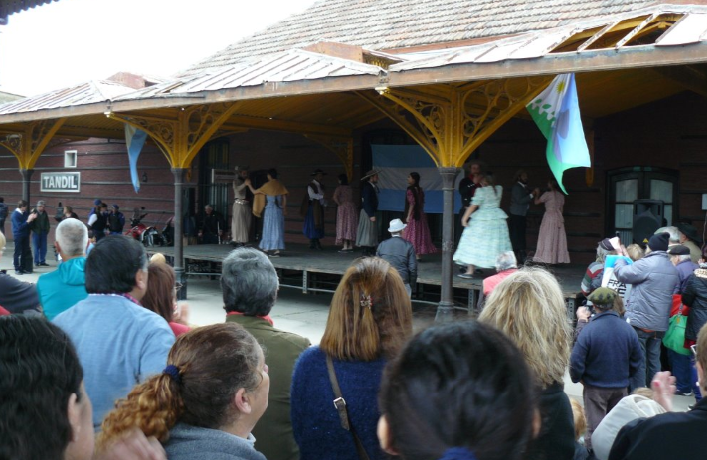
436;167;458;322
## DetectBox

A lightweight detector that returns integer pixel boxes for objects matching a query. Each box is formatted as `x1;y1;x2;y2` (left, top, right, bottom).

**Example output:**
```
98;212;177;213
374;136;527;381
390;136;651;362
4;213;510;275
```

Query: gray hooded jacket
614;251;679;331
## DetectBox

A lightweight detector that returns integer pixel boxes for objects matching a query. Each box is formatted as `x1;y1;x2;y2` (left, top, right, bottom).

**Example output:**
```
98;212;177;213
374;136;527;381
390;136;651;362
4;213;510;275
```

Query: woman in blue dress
248;168;288;257
453;173;512;278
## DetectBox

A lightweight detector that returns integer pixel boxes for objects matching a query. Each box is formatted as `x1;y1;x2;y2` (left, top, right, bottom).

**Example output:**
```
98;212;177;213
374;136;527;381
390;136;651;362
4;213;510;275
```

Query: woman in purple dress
403;172;437;259
333;174;358;253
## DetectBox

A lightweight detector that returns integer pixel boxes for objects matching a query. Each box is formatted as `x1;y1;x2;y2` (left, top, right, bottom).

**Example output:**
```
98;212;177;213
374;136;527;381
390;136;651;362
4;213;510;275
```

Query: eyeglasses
691;344;698;358
175;282;183;292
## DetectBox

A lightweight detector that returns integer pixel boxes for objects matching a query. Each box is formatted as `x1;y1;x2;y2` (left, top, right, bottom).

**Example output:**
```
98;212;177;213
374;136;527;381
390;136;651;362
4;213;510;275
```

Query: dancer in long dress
248;168;288;257
533;179;570;264
231;166;252;247
402;172;437;259
333;174;358;253
453;174;512;278
355;169;380;256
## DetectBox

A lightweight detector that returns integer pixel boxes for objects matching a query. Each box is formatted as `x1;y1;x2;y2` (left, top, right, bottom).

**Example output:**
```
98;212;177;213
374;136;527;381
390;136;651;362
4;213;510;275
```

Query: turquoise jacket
37;257;88;320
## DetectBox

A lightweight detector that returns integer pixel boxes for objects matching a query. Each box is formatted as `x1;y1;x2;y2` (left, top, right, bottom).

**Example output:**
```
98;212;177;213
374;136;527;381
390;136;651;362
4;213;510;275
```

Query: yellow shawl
252;179;288;218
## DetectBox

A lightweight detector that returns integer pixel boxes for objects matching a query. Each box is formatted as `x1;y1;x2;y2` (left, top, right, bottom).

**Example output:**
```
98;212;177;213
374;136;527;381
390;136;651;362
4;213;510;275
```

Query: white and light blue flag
371;144;463;214
124;124;148;193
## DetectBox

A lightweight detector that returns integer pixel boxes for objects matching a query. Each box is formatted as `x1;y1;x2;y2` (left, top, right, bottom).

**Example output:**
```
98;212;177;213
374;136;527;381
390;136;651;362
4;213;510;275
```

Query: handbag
663;303;690;356
325;354;372;460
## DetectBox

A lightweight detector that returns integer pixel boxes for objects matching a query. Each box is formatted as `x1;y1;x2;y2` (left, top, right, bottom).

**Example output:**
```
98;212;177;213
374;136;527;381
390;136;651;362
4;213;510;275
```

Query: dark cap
648;232;669;252
667;245;690;256
676;222;702;244
587;287;618;306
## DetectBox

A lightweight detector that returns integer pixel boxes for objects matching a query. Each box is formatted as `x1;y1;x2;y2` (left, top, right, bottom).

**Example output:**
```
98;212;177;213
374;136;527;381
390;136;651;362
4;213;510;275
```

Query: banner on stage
371;144;463;214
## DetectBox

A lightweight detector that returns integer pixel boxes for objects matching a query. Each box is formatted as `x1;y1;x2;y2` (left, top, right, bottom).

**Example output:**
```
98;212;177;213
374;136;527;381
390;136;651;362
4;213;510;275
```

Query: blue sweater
11;208;30;238
53;294;175;429
290;347;386;460
570;311;643;388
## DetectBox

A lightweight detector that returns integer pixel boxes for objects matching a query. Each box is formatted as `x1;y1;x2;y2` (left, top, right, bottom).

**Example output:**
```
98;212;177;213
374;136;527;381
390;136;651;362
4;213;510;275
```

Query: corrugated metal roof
114;49;383;100
389;5;707;72
0;0;60;18
0;80;136;115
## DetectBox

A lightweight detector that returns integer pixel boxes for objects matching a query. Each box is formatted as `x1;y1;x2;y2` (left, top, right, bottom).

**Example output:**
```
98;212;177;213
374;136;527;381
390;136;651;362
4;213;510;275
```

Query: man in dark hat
676;222;702;264
355;169;380;256
614;232;679;391
581;237;617;296
570;287;642;452
301;169;327;249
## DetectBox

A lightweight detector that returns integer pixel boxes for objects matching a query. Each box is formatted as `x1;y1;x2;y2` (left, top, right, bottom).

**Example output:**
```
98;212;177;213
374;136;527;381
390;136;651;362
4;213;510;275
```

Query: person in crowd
666;244;699;395
581;238;616;296
508;169;536;264
625;243;644;262
533;179;570;264
570;398;590;460
609;325;707;459
0;230;41;315
301;168;327;250
0;315;168;460
222;247;311;460
98;323;268;460
454;174;512;279
197;204;226;244
377;321;539;460
86;230;97;256
12;199;37;274
570;287;642;452
377;218;417;298
291;257;412;460
333;173;358;253
482;250;518;297
53;235;175;429
0;196;7;235
356;169;381;256
402;172;437;259
682;262;707;401
655;225;680;247
88;201;108;242
88;198;102;219
37;218;89;320
142;262;190;337
456;160;484;246
614;232;679;391
677;222;703;264
56;204;80;223
107;204;125;235
231;166;253;247
248;168;288;257
479;267;575;460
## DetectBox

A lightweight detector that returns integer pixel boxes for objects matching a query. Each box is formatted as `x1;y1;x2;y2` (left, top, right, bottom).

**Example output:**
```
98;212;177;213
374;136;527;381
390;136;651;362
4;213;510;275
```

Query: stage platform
152;243;586;316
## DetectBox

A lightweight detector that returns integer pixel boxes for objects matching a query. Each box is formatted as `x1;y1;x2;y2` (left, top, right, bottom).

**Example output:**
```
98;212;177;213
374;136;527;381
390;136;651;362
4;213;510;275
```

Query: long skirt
260;204;285;251
336;203;358;245
231;201;252;243
355;210;378;247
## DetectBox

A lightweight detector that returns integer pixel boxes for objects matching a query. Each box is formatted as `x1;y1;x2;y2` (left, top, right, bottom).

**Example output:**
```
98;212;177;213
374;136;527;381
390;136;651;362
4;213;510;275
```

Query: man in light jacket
614;232;679;390
376;218;417;297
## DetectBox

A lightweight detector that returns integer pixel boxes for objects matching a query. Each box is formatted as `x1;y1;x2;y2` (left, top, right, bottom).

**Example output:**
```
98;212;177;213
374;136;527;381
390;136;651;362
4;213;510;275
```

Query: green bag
663;305;690;356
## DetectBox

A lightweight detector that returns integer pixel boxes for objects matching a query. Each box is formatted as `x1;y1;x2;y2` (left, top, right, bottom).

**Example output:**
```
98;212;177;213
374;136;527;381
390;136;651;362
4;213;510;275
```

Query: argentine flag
124;124;148;193
527;73;591;194
372;144;463;214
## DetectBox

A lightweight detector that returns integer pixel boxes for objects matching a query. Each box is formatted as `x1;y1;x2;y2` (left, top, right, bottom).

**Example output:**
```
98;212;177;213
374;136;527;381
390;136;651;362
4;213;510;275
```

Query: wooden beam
221;115;352;137
649;65;707;98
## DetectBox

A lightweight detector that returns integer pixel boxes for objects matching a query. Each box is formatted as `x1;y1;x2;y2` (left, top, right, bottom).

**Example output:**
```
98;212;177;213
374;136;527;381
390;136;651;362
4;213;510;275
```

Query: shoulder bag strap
325;354;372;460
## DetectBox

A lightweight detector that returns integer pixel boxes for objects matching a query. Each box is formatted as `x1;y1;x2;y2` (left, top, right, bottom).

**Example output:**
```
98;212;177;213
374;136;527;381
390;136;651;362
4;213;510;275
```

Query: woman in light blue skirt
454;174;512;278
248;168;288;257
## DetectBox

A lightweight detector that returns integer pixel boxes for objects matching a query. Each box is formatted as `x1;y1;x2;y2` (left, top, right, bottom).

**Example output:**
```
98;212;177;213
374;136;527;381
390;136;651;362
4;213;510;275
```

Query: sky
0;0;317;97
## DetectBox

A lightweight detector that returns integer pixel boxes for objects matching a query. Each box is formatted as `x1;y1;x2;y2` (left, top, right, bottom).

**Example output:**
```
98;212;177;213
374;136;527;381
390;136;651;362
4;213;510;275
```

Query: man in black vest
301;169;326;249
107;205;125;235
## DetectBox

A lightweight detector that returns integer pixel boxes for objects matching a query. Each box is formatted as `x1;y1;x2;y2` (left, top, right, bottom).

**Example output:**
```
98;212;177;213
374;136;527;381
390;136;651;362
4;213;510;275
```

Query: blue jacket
674;259;698;294
11;208;30;238
376;235;417;286
360;181;378;218
37;257;88;320
164;423;266;460
291;347;385;460
570;311;643;388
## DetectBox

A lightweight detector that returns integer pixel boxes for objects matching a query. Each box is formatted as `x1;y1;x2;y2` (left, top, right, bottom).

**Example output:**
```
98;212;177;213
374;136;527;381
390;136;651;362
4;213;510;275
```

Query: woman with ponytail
402;172;437;259
98;323;270;460
378;321;539;460
291;257;413;460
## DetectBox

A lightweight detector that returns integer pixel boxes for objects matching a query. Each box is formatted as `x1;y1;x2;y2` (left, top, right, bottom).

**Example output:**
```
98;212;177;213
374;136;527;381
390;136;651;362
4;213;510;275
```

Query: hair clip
360;294;373;310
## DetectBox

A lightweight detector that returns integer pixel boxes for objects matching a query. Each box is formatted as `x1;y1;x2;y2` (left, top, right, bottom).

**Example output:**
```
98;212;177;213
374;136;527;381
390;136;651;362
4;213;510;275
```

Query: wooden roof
182;0;673;76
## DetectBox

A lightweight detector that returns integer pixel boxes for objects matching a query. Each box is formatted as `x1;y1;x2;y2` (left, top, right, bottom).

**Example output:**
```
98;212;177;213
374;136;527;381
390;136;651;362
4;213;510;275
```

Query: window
64;150;77;168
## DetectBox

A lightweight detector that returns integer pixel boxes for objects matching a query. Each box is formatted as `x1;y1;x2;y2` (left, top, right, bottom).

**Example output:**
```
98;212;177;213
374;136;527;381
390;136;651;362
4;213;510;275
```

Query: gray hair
221;247;278;316
596;244;615;263
55;218;88;257
673;254;692;263
495;251;517;272
656;226;679;244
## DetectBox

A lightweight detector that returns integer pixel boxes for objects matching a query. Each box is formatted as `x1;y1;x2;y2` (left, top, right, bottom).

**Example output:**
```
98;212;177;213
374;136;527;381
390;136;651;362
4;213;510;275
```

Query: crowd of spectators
3;220;707;459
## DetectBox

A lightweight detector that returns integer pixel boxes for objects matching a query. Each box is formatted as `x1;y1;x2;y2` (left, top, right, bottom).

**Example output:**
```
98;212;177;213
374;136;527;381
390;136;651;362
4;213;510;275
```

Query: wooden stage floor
153;243;586;313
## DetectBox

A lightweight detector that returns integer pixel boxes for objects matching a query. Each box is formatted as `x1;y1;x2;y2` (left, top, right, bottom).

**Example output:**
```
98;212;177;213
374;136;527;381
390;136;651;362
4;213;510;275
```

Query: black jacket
376;235;417;287
0;271;40;314
360;181;378;218
683;269;707;341
609;397;707;460
526;383;575;460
